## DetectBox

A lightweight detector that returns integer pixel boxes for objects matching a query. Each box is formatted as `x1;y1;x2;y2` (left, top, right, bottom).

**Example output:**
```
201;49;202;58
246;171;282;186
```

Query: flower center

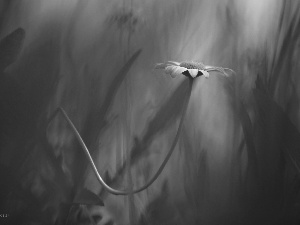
179;61;206;70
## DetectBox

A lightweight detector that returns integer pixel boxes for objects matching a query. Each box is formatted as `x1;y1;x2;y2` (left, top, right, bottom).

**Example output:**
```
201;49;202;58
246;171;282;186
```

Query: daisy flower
155;61;235;79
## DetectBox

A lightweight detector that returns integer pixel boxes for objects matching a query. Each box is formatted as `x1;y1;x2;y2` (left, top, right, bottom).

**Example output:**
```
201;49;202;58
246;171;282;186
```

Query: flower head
155;61;234;79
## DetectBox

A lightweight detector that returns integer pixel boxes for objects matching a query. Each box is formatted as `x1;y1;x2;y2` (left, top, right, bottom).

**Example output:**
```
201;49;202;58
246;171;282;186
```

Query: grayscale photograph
0;0;299;224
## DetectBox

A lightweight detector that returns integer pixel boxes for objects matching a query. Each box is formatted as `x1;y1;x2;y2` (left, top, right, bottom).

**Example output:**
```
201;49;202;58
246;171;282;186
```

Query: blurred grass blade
270;3;300;93
130;79;189;163
239;102;258;177
78;48;142;143
99;79;190;195
0;27;25;71
254;88;300;175
100;49;142;116
71;49;142;188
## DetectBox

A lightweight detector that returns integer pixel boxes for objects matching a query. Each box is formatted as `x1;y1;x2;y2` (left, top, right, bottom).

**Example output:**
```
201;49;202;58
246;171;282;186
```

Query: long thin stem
47;79;193;195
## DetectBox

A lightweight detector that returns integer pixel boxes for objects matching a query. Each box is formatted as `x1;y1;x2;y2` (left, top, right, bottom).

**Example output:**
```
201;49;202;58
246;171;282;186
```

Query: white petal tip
189;69;198;78
167;61;180;65
201;70;209;78
155;63;167;69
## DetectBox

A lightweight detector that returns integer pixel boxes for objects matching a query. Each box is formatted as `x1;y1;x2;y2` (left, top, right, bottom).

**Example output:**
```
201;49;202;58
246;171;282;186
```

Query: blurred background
0;0;300;224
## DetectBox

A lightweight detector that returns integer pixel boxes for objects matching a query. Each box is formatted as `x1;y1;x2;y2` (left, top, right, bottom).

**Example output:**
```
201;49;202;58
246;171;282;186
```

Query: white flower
155;61;234;79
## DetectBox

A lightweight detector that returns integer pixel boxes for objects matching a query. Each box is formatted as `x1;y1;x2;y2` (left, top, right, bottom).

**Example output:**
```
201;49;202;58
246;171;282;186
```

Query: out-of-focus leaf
254;88;300;175
0;28;59;140
239;102;258;177
99;79;190;196
130;79;189;163
182;130;207;209
4;31;61;175
0;27;25;71
85;49;142;136
270;2;300;94
71;49;142;188
0;28;26;137
99;49;142;119
104;170;112;184
73;188;104;206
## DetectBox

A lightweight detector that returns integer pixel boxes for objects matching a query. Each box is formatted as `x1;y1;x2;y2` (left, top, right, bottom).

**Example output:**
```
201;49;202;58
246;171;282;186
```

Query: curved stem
47;79;193;195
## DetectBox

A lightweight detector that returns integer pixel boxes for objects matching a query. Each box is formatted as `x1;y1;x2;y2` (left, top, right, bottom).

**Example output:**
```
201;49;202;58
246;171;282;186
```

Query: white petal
205;66;229;77
167;61;180;66
155;61;180;70
171;66;186;78
165;65;186;78
188;69;198;78
201;70;209;78
223;68;236;75
165;65;174;74
155;63;168;69
165;65;178;77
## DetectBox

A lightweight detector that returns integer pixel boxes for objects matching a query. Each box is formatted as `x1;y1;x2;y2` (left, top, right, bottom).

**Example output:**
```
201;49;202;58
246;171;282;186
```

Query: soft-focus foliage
0;0;299;225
